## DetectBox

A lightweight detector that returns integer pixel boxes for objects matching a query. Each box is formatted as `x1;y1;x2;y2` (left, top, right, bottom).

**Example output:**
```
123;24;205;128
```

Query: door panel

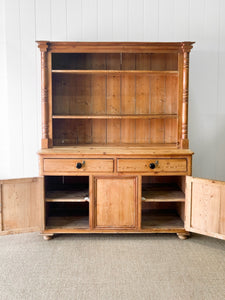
185;176;225;240
0;177;43;235
0;184;2;231
220;188;225;235
94;177;137;229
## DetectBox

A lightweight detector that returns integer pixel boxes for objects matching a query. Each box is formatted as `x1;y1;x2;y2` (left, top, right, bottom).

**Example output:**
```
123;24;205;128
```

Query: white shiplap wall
0;0;225;181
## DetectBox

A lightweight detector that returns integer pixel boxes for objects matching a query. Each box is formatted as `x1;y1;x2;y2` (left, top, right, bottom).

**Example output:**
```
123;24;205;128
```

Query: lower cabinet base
41;229;190;240
43;175;189;240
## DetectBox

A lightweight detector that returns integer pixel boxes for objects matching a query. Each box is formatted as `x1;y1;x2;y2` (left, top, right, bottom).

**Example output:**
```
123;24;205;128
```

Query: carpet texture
0;233;224;300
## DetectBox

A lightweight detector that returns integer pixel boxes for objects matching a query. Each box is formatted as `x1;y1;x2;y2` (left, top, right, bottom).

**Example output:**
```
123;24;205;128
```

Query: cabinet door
185;176;225;240
0;177;44;235
94;177;137;229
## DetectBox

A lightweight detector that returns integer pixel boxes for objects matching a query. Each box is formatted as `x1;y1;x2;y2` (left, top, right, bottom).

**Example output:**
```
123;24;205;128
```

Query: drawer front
44;159;114;173
117;159;187;173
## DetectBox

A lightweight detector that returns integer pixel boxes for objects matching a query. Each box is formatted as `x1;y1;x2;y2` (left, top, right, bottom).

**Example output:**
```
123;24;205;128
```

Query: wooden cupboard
0;42;224;241
94;177;137;228
0;178;43;235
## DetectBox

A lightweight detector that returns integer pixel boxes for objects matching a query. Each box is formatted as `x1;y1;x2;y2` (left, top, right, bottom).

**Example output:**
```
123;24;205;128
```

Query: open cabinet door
185;176;225;240
0;177;44;235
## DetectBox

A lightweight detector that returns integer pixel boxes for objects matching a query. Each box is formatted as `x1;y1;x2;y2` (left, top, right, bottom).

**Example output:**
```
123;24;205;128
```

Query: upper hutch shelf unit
37;41;193;150
0;42;224;241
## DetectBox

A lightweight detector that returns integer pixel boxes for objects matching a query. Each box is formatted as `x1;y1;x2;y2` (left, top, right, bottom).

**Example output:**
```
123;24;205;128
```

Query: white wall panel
127;0;144;41
82;0;98;41
98;0;113;41
67;0;82;40
51;0;67;41
0;0;9;178
20;0;39;177
4;0;24;178
143;0;158;41
189;0;206;179
173;0;190;41
189;0;220;180
159;0;189;42
215;0;225;180
1;0;225;181
35;0;51;40
35;0;52;167
113;0;128;41
158;0;175;41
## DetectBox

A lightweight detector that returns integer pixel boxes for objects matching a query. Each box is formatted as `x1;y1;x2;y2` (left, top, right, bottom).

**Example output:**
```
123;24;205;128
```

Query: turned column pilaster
38;41;49;149
181;43;193;149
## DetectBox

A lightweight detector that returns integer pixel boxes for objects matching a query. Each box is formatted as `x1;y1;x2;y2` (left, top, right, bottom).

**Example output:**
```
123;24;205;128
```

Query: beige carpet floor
0;233;224;300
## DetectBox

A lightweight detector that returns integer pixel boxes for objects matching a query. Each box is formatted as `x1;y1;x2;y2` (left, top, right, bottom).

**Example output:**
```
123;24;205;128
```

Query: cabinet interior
141;176;185;229
44;175;186;230
51;52;179;147
52;53;178;70
45;176;90;229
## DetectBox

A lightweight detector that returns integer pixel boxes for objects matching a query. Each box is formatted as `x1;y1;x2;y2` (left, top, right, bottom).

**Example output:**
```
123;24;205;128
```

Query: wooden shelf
46;215;89;229
39;145;194;155
52;70;178;75
142;184;185;202
142;209;184;229
52;114;178;120
46;189;89;202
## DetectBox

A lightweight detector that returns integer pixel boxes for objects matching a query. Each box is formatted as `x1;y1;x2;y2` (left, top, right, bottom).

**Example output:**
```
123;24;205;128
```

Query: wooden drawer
44;159;114;173
117;159;187;173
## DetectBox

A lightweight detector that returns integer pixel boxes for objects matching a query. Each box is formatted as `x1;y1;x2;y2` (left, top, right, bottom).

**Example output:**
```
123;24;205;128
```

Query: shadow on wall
188;50;225;181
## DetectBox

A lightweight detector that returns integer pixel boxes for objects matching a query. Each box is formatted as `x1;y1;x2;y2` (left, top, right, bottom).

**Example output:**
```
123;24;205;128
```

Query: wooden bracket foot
177;233;190;240
43;234;54;241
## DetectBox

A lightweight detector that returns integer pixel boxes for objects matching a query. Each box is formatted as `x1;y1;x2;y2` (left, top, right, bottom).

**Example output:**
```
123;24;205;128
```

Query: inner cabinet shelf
45;176;89;201
142;183;185;202
46;190;89;202
46;216;89;229
52;114;178;119
46;202;89;229
52;70;178;74
142;210;184;229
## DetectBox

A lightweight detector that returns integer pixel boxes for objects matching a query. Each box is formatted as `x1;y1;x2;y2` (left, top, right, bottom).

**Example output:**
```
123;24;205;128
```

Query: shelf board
142;184;185;202
46;215;89;229
39;145;195;156
46;189;89;202
52;70;178;75
142;209;184;229
52;114;178;120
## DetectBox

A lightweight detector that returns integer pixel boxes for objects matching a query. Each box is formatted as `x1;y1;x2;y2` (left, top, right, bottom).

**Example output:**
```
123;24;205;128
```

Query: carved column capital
37;41;49;52
181;42;194;53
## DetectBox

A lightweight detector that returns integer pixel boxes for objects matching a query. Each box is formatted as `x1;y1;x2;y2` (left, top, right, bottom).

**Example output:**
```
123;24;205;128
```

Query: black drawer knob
149;163;156;169
76;162;83;169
